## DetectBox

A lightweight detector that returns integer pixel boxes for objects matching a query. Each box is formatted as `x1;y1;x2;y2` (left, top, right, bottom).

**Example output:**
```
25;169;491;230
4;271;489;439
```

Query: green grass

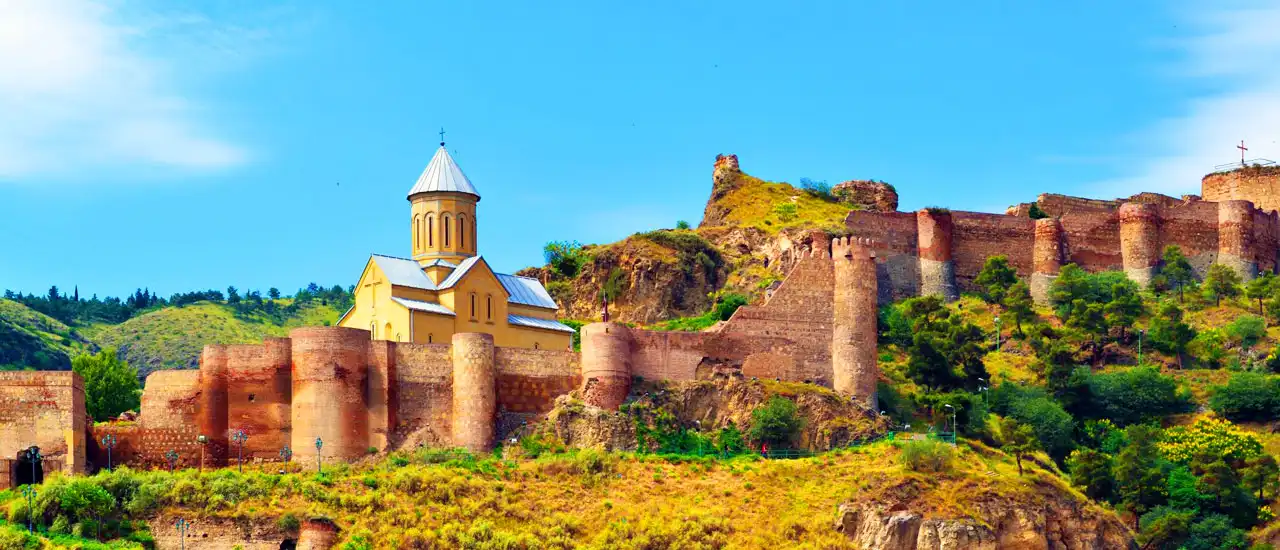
707;172;852;233
0;299;97;370
84;301;342;377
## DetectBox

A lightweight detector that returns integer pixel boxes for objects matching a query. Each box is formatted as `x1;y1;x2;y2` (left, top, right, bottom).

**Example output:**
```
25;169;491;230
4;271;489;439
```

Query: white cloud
1094;2;1280;197
0;0;272;181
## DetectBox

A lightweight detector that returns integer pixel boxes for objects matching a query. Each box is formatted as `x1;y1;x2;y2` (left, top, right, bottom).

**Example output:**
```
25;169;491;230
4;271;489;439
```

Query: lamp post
196;435;208;474
694;420;702;456
231;430;248;474
175;518;190;550
943;404;956;446
20;485;36;533
315;437;324;473
165;450;179;473
1138;329;1145;365
279;445;292;466
994;317;1001;350
100;434;116;471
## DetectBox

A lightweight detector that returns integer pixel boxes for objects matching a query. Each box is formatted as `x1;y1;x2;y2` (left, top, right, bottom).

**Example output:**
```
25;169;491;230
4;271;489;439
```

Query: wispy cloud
1092;1;1280;197
0;0;290;182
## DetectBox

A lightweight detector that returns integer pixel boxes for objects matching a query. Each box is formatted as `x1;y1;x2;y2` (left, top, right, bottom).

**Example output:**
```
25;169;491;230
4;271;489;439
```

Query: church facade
337;143;573;350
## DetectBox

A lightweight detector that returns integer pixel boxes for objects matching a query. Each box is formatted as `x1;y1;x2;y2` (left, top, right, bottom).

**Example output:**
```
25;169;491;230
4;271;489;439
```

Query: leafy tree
1085;367;1192;426
748;397;803;448
1183;514;1248;550
906;334;955;392
1243;454;1280;502
1161;245;1196;302
268;287;281;300
1068;448;1115;501
226;286;241;304
877;304;912;348
1002;281;1035;337
993;416;1040;475
544;241;589;278
1113;424;1168;528
71;348;141;422
1028;202;1048;219
1067;299;1107;361
1103;280;1144;341
1003;392;1075;461
1149;302;1197;369
1137;506;1194;549
1245;272;1275;323
1159;417;1263;464
675;220;691;230
975;255;1018;304
1048;264;1091;319
1203;263;1243;307
1224;315;1266;350
1189;329;1229;369
899;296;989;392
1209;372;1280;422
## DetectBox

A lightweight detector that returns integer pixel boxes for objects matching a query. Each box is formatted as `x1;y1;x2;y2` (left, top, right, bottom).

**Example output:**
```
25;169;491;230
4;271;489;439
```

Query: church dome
407;145;480;200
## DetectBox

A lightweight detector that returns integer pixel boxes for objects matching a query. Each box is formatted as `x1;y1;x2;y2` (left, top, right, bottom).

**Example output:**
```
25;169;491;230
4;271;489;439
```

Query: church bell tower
407;132;481;267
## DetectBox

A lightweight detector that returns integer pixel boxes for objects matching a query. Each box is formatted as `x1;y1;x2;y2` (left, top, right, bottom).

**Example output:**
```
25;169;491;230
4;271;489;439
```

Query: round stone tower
198;344;230;465
1202;166;1280;214
1031;218;1065;304
450;332;497;453
579;322;633;410
1218;200;1258;281
916;209;958;301
831;237;879;407
290;327;369;467
1119;202;1161;288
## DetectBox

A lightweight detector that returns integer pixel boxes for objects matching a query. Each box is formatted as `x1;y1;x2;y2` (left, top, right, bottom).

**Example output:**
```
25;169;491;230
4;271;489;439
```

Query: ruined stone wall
92;369;204;470
950;212;1035;290
392;343;453;448
225;339;292;461
1203;167;1280;214
290;327;369;466
845;210;920;302
0;372;85;488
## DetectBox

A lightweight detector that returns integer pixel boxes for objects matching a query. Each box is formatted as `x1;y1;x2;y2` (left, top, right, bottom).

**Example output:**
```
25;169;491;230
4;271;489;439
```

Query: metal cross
1239;140;1249;165
439;127;446;146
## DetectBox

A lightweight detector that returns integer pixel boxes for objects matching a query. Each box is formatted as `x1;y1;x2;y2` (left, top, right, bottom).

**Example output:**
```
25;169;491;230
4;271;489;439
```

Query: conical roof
407;145;480;199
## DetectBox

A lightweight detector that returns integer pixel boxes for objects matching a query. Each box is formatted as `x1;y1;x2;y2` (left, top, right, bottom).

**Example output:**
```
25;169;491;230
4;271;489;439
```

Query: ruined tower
1119;202;1160;288
290;327;370;467
1202;165;1280;214
831;236;879;408
198;345;230;465
916;208;958;301
450;332;497;453
1218;200;1258;281
579;322;634;410
1031;217;1065;304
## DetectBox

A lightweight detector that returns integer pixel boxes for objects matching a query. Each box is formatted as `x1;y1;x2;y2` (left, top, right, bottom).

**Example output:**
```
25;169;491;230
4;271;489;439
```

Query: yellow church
337;139;574;350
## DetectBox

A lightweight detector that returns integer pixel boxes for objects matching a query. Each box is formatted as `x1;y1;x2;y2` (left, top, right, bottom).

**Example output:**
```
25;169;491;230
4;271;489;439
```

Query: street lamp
20;485;36;533
165;450;179;473
943;404;956;446
1138;329;1146;365
315;437;324;473
196;435;208;474
994;317;1001;350
100;434;116;471
279;445;293;466
175;518;190;550
231;430;248;474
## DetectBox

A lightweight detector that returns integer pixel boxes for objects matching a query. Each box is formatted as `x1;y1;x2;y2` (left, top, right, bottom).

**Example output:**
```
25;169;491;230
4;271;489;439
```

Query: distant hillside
80;300;342;378
0;299;97;370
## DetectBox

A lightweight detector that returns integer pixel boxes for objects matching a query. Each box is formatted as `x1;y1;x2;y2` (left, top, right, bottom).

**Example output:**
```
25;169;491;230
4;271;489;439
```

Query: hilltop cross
439;127;446;147
1239;140;1249;166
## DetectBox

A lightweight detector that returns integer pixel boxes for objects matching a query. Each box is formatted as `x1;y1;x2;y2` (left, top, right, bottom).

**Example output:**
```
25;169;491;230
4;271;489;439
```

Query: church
337;140;574;350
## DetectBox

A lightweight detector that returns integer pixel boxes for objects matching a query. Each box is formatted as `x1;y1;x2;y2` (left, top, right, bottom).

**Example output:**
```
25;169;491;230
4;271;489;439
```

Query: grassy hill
0;299;97;371
79;300;342;377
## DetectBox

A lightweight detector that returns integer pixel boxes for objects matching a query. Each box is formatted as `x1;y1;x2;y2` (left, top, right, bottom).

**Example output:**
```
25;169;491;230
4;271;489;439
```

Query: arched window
427;215;434;247
384;323;392;341
428;333;433;344
458;214;467;250
469;292;476;320
369;322;376;339
534;342;540;350
443;214;452;248
413;215;420;250
486;294;492;320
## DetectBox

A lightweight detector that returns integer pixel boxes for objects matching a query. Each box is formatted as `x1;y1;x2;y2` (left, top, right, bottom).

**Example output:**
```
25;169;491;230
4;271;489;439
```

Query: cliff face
833;179;899;212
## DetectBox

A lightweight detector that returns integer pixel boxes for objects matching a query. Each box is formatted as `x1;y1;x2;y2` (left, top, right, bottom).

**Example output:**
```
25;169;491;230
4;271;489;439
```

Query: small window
470;293;476;319
459;214;467;250
427;215;434;247
428;333;433;344
486;295;492;320
248;393;256;403
443;214;452;247
533;342;540;350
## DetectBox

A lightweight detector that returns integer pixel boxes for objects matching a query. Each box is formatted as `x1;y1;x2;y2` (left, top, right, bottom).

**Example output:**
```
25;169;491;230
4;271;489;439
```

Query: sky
3;0;1280;299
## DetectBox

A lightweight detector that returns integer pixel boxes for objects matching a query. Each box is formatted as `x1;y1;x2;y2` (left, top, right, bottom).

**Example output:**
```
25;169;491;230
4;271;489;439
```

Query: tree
1149;302;1197;369
226;286;241;304
748;397;803;448
1209;372;1280;422
1203;263;1243;307
71;348;141;422
1068;449;1115;501
906;334;955;391
1048;264;1091;318
1113;425;1168;528
1243;454;1280;502
675;220;691;230
993;416;1039;475
544;241;588;278
268;287;281;300
599;268;626;321
975;255;1018;304
1104;281;1144;341
1137;506;1194;549
1028;202;1048;219
1245;272;1275;323
1002;281;1035;337
1161;245;1196;303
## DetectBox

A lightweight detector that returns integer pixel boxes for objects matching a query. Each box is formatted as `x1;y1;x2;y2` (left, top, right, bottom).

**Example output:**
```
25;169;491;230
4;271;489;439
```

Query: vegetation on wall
72;348;141;422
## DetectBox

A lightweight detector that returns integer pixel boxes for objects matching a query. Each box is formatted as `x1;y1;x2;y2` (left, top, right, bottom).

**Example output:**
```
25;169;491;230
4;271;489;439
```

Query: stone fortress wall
0;372;85;489
848;166;1280;303
0;235;879;473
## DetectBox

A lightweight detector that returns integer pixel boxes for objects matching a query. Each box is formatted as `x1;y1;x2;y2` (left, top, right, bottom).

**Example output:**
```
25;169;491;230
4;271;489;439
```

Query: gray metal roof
390;296;456;316
370;254;438;290
496;273;559;310
421;258;458;269
438;256;482;289
407;146;480;199
508;314;576;333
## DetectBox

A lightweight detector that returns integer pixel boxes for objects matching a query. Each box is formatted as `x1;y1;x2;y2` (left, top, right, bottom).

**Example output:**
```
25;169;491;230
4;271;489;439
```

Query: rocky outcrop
833;179;899;212
833;500;1134;550
542;378;887;451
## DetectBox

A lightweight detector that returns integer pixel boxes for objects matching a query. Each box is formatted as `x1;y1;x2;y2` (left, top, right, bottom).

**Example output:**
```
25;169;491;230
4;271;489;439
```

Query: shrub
1004;393;1075;461
772;203;798;222
675;220;691;230
877;304;912;347
899;439;954;473
1083;367;1192;426
1067;449;1114;501
1209;373;1280;422
711;293;748;321
1225;315;1266;349
543;241;589;278
748;397;803;448
1159;417;1263;464
277;512;301;533
714;425;747;456
799;178;833;201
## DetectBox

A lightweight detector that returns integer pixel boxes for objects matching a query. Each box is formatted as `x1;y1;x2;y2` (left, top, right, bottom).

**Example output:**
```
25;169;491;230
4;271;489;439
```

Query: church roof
390;296;456;316
508;314;576;333
371;254;437;291
407;146;480;199
495;273;559;310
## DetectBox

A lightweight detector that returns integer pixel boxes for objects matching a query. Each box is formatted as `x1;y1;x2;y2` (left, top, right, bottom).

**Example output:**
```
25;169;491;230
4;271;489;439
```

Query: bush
799;178;834;201
711;293;748;321
1225;315;1266;349
748;397;803;448
277;512;301;533
543;241;589;278
713;425;747;456
1083;367;1193;426
1210;373;1280;422
1158;417;1263;464
772;203;798;222
1004;393;1075;461
899;439;954;473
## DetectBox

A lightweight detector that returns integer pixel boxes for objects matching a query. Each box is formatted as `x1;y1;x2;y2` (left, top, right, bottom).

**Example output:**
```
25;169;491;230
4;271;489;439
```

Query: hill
0;299;97;371
80;300;343;377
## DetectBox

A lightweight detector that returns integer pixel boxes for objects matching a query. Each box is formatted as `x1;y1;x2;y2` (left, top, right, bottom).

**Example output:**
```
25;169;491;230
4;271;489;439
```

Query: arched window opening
370;322;376;339
470;293;476;320
413;215;420;250
428;333;433;344
384;323;392;341
427;215;435;247
534;342;540;350
443;214;452;248
396;333;402;342
459;214;467;250
486;294;492;320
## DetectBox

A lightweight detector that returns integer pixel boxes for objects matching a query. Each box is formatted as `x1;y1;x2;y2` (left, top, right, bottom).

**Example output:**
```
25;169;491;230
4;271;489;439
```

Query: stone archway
14;449;43;486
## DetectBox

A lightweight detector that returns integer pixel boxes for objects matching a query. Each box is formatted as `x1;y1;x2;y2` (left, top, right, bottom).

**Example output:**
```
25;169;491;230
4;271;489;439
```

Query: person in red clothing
761;442;769;458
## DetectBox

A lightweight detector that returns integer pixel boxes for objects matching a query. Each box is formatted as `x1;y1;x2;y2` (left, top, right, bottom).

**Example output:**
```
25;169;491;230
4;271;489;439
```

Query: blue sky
3;1;1280;299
